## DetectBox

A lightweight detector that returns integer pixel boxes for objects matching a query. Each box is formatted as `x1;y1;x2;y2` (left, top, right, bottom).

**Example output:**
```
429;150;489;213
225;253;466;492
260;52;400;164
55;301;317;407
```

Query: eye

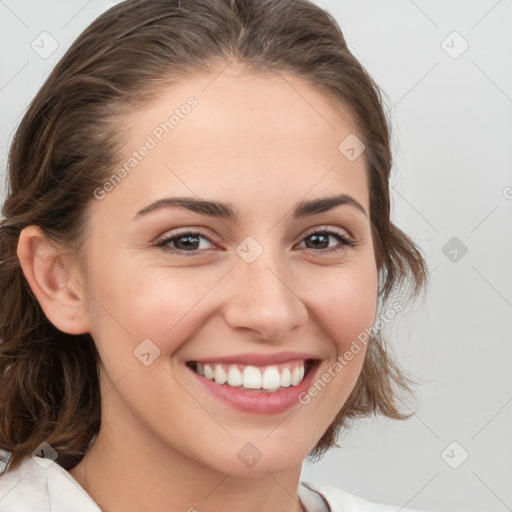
296;229;356;254
155;227;357;256
155;231;215;254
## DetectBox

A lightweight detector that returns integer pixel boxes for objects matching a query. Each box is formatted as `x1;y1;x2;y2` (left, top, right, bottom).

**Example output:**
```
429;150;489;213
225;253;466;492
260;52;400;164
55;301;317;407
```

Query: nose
222;248;309;341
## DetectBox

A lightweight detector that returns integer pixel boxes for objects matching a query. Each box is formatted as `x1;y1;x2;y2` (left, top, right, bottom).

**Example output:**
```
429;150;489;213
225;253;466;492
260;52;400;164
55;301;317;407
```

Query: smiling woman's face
80;64;378;476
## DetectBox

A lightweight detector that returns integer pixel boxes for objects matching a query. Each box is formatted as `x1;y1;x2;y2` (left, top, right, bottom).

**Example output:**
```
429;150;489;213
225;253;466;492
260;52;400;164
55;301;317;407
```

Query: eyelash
155;228;357;256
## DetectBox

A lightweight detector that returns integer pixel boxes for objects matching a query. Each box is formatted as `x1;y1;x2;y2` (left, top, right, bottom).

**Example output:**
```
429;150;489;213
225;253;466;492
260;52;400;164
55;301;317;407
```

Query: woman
0;0;428;510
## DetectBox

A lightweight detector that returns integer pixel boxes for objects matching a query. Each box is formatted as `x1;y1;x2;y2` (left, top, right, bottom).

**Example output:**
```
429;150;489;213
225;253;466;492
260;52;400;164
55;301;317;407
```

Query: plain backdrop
1;2;511;511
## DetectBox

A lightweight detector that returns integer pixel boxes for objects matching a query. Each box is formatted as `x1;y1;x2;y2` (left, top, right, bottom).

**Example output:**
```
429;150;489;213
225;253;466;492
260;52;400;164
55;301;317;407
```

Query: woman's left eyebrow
132;193;368;221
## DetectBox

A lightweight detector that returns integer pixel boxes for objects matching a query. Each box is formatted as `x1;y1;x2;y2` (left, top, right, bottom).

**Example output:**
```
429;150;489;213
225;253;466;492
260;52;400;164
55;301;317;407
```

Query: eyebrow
133;193;368;221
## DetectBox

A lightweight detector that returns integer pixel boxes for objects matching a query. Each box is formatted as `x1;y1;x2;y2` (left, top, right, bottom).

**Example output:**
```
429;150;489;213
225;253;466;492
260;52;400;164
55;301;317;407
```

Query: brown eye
156;231;215;253
298;230;355;253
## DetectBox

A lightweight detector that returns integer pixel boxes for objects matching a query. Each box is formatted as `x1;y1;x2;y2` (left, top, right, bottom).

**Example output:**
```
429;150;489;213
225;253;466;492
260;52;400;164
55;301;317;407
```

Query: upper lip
188;351;319;366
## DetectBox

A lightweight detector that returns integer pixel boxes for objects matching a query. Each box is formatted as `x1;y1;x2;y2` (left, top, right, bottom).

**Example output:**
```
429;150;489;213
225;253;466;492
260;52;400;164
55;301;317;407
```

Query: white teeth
280;367;291;387
243;365;262;389
204;364;214;380
194;361;307;390
227;365;243;386
214;365;227;385
262;366;281;390
290;366;301;386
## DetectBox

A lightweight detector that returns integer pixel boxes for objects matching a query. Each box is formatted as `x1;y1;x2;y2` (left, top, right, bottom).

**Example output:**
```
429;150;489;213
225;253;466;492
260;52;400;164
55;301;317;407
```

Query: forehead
96;65;369;218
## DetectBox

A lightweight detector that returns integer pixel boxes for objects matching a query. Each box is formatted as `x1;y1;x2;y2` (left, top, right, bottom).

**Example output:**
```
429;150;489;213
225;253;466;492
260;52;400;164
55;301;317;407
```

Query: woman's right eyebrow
132;193;368;221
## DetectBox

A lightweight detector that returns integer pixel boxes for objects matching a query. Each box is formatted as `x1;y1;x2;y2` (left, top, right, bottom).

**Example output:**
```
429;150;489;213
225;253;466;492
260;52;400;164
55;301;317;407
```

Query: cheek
87;259;224;353
309;260;378;353
302;257;378;400
126;266;223;337
88;250;378;350
85;241;378;381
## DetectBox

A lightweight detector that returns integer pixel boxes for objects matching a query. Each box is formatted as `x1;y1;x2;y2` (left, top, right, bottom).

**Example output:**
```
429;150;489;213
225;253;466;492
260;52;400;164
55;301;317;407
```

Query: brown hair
0;0;428;473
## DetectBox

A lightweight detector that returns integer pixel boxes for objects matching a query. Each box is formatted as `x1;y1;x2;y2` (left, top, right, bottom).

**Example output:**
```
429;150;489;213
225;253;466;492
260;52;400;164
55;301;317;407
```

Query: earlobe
17;225;90;335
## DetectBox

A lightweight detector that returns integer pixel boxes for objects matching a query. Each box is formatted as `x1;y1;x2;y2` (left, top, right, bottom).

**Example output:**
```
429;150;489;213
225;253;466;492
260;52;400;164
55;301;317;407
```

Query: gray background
1;1;511;511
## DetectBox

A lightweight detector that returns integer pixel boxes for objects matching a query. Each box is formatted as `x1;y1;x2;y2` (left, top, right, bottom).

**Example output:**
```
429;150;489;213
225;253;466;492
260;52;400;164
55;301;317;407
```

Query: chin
201;436;312;477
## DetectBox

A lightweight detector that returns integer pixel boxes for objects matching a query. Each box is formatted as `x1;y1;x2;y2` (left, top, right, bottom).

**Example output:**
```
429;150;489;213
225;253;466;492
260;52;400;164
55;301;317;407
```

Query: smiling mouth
186;359;316;392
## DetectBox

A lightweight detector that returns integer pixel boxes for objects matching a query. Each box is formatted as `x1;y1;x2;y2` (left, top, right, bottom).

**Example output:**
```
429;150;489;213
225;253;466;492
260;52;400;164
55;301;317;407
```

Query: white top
0;456;424;512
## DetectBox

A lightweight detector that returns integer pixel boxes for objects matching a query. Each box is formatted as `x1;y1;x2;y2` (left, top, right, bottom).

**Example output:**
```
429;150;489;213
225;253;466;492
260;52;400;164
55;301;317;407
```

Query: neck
68;394;305;512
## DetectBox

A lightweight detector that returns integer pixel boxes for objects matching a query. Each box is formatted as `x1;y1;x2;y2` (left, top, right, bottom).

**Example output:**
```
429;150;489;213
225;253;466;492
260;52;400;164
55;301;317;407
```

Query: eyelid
156;223;353;241
155;223;359;255
300;224;352;241
294;226;358;253
154;226;219;245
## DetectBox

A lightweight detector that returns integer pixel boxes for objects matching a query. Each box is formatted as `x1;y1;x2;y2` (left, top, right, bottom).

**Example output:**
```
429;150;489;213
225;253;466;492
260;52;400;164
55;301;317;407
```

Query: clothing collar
1;457;331;512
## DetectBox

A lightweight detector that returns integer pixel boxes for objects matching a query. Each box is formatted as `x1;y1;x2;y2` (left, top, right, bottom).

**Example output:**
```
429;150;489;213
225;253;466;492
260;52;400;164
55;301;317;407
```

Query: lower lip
187;362;319;414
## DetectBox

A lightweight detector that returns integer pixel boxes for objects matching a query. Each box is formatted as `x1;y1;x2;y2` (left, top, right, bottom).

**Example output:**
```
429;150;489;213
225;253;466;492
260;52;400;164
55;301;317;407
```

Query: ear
17;225;90;335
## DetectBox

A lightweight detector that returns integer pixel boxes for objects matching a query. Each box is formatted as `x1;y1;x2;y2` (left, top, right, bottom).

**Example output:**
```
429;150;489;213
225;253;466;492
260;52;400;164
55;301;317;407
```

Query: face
80;64;378;476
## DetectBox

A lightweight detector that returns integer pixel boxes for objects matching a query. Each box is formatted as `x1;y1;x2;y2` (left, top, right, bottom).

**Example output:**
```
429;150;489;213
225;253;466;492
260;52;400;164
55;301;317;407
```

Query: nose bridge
242;253;289;310
223;237;308;339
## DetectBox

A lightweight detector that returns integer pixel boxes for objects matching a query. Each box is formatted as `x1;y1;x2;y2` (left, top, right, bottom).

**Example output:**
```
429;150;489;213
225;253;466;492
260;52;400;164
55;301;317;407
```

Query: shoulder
0;455;51;511
299;481;426;512
0;455;100;512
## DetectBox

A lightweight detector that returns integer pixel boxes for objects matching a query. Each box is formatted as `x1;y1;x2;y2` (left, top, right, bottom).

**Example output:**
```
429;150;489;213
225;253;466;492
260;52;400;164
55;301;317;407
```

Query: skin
18;63;378;512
